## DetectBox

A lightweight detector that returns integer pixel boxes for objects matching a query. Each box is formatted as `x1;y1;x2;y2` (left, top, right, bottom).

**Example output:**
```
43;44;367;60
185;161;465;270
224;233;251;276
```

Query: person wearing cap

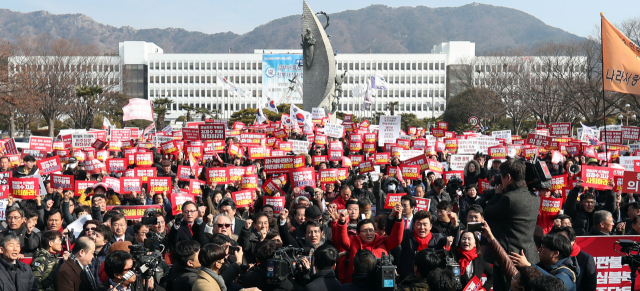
158;160;177;180
77;184;121;209
13;155;38;177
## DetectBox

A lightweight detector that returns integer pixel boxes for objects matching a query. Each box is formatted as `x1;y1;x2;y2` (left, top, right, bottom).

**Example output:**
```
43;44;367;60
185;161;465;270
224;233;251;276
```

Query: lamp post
618;103;636;126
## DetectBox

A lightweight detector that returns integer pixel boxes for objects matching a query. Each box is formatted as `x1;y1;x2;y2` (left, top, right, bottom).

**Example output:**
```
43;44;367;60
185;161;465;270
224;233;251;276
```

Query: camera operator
240;240;303;291
339;250;377;291
162;240;201;291
398;249;445;291
303;244;340;291
100;250;145;291
484;159;540;291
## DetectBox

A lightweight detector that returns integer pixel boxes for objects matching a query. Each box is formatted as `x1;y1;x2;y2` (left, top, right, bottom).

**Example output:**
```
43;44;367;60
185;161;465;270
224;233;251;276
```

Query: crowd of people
0;119;635;291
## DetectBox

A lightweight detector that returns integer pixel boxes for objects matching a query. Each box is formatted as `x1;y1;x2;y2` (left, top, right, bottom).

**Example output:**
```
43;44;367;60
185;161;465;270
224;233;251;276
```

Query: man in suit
169;201;198;245
218;199;246;235
303;244;340;291
0;234;34;291
484;159;540;291
55;237;98;291
110;214;134;243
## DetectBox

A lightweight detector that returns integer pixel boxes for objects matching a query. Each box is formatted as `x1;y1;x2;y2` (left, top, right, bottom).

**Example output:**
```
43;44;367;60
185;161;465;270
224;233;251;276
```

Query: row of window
338;102;445;112
337;61;446;71
150;88;446;99
344;74;446;85
149;75;262;84
168;102;258;112
149;61;262;71
340;89;446;98
12;63;121;73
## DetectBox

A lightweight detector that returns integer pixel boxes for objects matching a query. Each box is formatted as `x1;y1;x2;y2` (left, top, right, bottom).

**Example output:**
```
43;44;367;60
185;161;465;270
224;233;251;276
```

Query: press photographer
239;240;304;291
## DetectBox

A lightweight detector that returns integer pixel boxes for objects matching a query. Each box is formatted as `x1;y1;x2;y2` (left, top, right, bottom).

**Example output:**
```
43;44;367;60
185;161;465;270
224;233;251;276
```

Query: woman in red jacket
329;202;404;283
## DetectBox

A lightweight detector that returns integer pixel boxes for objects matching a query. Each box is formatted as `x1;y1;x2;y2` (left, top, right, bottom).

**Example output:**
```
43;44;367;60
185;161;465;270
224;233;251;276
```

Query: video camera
524;158;552;191
422;249;463;291
266;246;313;284
128;238;165;279
615;240;640;291
445;176;464;195
376;253;397;291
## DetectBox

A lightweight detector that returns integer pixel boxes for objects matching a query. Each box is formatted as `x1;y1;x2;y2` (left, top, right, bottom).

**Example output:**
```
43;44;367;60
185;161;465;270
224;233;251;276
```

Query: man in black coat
484;159;540;291
162;240;201;291
551;227;597;291
351;175;376;204
339;250;377;291
240;240;302;291
169;201;198;245
303;245;340;291
564;181;616;236
424;178;451;221
0;234;34;291
0;207;40;254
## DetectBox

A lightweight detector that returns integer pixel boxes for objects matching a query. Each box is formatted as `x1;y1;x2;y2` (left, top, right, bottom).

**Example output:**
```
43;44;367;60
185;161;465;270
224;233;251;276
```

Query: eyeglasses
359;229;375;234
217;224;231;228
184;210;198;214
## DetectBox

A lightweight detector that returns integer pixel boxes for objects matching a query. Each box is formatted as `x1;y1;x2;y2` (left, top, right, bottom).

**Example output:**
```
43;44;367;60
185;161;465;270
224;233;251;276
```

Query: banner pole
601;14;609;152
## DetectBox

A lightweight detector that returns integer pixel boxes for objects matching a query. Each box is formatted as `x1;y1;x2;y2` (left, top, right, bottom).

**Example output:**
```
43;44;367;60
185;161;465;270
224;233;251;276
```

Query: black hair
199;243;226;269
426;268;456;291
46;208;62;221
23;208;38;220
218;198;237;210
467;205;484;217
529;275;565;291
110;213;126;225
74;205;91;216
313;244;338;270
580;192;596;202
353;249;377;275
340;184;351;192
94;225;113;241
182;201;197;211
517;266;542;291
358;198;372;208
304;220;322;233
433;178;445;188
633;216;640;226
436;200;453;211
346;199;359;208
629;202;640;211
23;155;36;162
374;214;387;231
499;159;526;182
211;233;236;246
105;251;133;279
412;210;432;225
174;240;201;265
401;194;416;208
41;230;62;249
541;233;572;259
550;226;577;243
356;219;375;234
6;207;24;218
255;239;278;263
133;223;148;235
414;249;445;277
253;211;269;223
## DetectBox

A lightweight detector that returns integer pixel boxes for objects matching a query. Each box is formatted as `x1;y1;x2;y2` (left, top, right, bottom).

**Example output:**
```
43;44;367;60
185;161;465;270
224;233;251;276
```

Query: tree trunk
48;116;55;137
9;110;16;138
23;123;29;138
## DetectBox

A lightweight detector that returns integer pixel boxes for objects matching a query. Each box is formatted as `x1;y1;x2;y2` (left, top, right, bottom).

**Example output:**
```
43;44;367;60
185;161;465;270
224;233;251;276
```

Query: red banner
384;193;404;209
36;156;62;175
74;180;97;197
241;175;258;190
415;197;430;212
290;167;316;189
182;128;200;141
400;165;421;180
103;177;121;193
488;145;507;159
29;136;53;152
148;177;171;193
576;236;640;290
206;168;230;185
264;157;294;174
106;158;127;173
359;160;375;174
263;196;286;214
622;126;640;141
135;152;153;167
375;152;391;165
8;178;39;199
319;169;338;184
600;130;623;144
550;174;568;191
233;190;253;208
199;124;226;140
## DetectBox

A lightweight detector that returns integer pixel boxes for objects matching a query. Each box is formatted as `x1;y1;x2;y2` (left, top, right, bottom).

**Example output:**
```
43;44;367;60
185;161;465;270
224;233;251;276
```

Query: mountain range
0;3;585;54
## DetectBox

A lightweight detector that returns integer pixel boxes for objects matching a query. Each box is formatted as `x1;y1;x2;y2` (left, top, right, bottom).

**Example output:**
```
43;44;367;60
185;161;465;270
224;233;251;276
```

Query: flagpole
601;13;608;152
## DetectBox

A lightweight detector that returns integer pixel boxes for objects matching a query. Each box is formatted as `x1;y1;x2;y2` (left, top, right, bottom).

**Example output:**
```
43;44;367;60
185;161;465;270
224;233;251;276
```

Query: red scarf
415;232;432;251
361;238;376;251
457;247;478;271
571;243;581;257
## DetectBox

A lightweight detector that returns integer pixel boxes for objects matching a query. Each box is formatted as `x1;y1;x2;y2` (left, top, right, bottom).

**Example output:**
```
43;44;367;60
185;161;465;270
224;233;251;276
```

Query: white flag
217;74;250;98
102;117;112;130
161;124;173;135
290;105;313;134
263;94;279;113
371;73;388;90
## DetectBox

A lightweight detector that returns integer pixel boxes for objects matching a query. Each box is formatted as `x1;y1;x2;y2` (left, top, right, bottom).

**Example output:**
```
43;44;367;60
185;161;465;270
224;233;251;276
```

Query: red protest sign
600;130;623;144
8;178;39;199
264;157;294;174
182;128;200;141
261;178;284;196
29;136;53;152
622;171;640;193
437;121;449;130
581;166;613;190
400;165;421;180
293;155;306;168
263;196;286;214
622;126;640;141
488;146;507;159
148;177;172;193
374;152;391;165
550;174;568;191
134;167;157;184
206;168;230;185
4;139;18;155
91;139;108;150
135;152;153;167
107;205;162;220
170;192;195;215
537;197;563;233
51;174;74;191
233;190;253;208
462;275;483;291
290;167;316;189
328;150;342;161
403;154;430;172
189;179;204;196
36;156;62;175
247;146;267;159
103;177;121;193
74;180;97;197
319;169;338;184
415;197;430;212
384;193;404;209
161;141;178;155
120;177;142;194
228;166;246;183
359;160;375;174
241;175;258;190
106;158;127;173
430;128;445;138
178;165;193;181
526;133;554;148
549;123;571;136
110;129;131;142
199;124;225;140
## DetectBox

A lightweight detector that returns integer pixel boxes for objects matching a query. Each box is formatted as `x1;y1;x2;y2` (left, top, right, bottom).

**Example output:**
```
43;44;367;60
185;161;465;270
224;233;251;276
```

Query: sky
2;0;638;38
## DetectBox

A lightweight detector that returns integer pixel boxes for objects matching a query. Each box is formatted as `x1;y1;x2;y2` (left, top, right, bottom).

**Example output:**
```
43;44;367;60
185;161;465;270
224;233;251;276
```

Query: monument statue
301;28;316;69
301;1;336;114
334;70;348;96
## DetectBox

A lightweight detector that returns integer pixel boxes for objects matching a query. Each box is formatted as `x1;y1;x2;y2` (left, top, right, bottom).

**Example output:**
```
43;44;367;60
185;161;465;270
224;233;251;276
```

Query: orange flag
601;13;640;95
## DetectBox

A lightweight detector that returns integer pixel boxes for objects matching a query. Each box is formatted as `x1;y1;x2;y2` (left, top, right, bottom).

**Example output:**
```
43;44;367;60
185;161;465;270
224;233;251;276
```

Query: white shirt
114;235;126;242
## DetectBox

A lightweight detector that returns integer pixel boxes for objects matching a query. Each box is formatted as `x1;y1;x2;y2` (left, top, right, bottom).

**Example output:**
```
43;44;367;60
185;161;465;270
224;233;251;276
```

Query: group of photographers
1;132;626;291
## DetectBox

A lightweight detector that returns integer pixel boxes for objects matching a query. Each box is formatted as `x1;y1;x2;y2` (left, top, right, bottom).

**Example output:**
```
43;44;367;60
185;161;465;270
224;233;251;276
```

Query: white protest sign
456;140;479;155
620;156;640;171
324;123;344;139
67;214;92;238
152;135;174;144
450;155;474;170
311;107;325;120
371;165;381;182
0;199;6;220
71;134;95;148
400;150;425;161
378;116;401;146
290;140;310;155
492;130;512;144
